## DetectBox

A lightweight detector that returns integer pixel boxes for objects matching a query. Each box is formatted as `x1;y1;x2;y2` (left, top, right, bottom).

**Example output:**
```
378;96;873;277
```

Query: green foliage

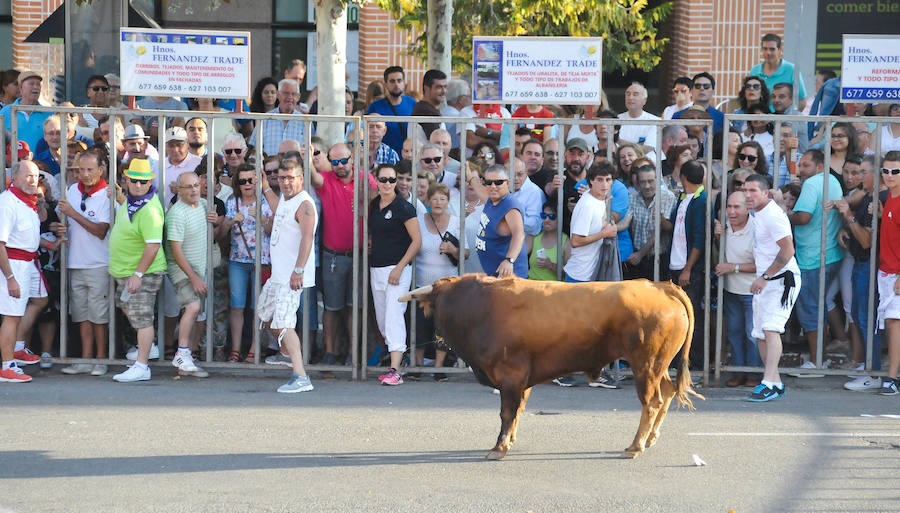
374;0;673;74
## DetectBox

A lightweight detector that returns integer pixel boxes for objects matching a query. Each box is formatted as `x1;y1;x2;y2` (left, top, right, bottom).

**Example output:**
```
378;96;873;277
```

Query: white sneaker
788;360;826;378
90;364;108;376
39;352;53;369
126;344;160;361
844;375;882;391
61;363;94;375
173;352;209;378
113;365;151;382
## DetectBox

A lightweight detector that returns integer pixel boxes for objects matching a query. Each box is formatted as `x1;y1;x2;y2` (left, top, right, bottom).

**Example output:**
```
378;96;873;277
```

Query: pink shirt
318;170;377;251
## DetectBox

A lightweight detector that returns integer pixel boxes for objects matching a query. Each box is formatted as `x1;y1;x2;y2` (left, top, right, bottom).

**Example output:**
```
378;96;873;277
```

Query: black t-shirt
410;101;441;139
530;167;552;194
849;191;874;262
213;196;226;217
368;194;417;267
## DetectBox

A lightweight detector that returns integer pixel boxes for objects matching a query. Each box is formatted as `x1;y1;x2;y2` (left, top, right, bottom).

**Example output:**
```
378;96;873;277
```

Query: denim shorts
796;261;840;332
228;261;257;309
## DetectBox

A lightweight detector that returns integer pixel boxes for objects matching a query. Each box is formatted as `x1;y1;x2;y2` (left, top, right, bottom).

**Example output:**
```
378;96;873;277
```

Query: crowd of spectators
3;31;900;397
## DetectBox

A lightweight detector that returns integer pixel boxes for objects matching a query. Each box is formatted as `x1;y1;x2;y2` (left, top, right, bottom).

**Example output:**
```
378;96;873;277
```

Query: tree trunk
426;0;452;75
315;0;348;147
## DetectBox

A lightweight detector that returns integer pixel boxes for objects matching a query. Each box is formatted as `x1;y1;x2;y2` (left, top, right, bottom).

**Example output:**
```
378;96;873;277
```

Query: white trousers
370;265;411;353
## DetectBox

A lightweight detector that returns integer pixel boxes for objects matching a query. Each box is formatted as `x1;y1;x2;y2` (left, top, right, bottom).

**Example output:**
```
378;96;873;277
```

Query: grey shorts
321;251;355;311
114;272;164;329
69;267;110;324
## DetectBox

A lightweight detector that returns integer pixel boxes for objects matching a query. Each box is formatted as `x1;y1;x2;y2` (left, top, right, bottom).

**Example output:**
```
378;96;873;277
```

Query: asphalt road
2;368;900;513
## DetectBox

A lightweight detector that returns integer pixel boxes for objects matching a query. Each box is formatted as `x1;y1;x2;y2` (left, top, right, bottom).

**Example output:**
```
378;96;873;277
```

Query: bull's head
397;275;476;317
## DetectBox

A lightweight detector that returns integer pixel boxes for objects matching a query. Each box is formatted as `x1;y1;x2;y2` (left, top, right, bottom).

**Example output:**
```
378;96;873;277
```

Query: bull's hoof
486;449;507;460
621;450;641;459
645;434;659;448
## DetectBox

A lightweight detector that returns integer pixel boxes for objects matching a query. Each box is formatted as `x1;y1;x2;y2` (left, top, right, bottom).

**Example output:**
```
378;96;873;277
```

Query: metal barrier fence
716;113;895;380
4;105;362;378
2;104;893;385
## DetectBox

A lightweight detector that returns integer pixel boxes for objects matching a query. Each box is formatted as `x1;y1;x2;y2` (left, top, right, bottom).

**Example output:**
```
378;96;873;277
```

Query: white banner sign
840;34;900;103
472;36;603;105
120;28;251;99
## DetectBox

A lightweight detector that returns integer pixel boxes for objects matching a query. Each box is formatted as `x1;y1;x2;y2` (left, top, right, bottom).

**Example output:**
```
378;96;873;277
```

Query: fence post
205;116;215;363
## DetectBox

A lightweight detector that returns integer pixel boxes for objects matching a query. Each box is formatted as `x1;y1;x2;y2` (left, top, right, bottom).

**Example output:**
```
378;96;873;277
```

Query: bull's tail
669;284;704;409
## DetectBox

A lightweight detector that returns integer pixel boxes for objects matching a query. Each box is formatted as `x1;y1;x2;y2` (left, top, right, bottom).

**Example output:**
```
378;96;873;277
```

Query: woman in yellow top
526;202;569;281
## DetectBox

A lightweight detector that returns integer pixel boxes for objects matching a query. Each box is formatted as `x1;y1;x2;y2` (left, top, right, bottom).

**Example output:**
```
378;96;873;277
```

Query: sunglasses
732;179;744;188
264;168;279;175
224;148;243;155
81;191;89;211
540;212;557;220
128;178;149;184
744;83;762;90
482;178;508;186
694;83;712;90
236;178;254;185
178;183;201;189
331;157;350;166
313;150;322;156
738;154;758;163
882;168;900;175
279;151;302;160
90;86;110;92
377;176;397;184
421;157;442;165
479;152;494;160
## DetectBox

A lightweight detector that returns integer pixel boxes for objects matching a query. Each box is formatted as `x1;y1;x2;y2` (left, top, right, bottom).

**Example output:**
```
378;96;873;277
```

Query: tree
426;0;453;75
374;0;673;74
315;0;349;146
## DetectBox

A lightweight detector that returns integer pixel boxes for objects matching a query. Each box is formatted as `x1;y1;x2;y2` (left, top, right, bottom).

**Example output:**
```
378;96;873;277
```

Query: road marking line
688;432;900;437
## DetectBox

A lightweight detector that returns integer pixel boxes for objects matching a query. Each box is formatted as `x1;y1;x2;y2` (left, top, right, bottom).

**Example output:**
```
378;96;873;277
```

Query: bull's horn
398;285;433;302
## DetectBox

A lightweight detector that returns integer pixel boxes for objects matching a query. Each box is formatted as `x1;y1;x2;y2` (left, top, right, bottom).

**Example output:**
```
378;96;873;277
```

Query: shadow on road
0;449;628;479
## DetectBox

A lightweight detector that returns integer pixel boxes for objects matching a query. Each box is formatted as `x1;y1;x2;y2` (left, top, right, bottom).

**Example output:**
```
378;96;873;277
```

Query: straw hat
124;159;155;180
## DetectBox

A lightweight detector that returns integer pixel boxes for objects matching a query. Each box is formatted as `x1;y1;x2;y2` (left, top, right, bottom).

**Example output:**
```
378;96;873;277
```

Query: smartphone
536;248;547;259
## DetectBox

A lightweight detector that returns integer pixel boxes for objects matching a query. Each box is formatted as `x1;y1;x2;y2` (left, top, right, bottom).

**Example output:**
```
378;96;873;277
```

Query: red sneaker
14;348;40;365
0;367;33;383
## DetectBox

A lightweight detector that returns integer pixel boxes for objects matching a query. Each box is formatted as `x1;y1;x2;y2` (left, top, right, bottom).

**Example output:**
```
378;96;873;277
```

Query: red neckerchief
477;104;503;131
8;185;37;212
78;178;108;197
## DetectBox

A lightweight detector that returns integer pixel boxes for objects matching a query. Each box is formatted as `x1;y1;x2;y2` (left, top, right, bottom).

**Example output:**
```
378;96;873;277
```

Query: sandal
243;351;255;364
228;350;241;363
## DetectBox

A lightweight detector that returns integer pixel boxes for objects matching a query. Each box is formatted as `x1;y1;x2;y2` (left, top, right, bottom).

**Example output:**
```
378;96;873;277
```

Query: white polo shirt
64;183;111;269
0;189;40;252
163;153;202;208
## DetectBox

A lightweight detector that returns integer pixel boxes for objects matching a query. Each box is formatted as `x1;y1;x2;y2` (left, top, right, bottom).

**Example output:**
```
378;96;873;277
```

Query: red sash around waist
5;247;46;295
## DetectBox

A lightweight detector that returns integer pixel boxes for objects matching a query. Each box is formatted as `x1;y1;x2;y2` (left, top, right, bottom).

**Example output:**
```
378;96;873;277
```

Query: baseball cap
165;126;187;143
104;73;120;87
17;71;42;85
122;124;151;141
6;141;31;161
565;138;590;153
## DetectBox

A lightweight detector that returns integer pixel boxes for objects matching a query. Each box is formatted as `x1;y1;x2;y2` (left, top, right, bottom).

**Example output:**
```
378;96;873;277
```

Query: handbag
593;208;622;282
429;213;460;267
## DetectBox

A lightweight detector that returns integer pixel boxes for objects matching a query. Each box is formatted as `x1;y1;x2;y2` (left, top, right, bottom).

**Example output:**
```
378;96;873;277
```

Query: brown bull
399;274;703;459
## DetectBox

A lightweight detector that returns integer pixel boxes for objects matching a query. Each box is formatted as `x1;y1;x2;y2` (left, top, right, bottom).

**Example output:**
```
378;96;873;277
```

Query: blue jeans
851;260;883;370
796;261;841;332
724;290;763;372
228;261;257;309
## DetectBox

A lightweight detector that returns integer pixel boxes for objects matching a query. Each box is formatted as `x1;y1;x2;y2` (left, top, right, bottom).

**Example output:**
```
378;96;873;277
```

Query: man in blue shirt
673;72;724;135
749;34;808;112
0;71;52;151
366;66;416;155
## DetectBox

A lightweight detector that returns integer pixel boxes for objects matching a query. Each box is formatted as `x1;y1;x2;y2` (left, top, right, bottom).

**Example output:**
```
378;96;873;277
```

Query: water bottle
120;286;132;302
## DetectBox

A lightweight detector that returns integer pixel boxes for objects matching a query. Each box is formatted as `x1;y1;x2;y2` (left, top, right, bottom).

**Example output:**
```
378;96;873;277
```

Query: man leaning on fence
165;171;215;379
110;159;167;383
875;151;900;396
0;161;49;383
53;148;111;376
259;159;318;393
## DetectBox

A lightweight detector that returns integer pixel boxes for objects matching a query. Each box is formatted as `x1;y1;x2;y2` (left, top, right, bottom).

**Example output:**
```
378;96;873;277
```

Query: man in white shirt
617;82;660;160
743;173;801;402
563;162;618;282
54;149;111;376
662;77;693;120
162;127;202;207
510;157;545;236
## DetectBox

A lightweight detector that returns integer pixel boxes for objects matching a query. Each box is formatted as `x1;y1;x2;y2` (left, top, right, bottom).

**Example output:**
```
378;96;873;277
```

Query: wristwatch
133;271;144;278
504;257;515;264
762;272;771;280
734;264;739;274
293;267;305;274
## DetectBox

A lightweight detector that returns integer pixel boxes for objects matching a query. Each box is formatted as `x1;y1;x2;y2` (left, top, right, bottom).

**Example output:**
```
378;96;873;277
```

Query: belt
323;246;353;257
6;247;47;295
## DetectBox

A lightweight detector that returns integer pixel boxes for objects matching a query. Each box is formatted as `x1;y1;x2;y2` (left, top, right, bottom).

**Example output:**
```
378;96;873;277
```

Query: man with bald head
0;161;50;382
714;191;762;387
368;115;399;170
617;81;660;159
164;171;217;378
510;156;546;236
308;142;377;364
